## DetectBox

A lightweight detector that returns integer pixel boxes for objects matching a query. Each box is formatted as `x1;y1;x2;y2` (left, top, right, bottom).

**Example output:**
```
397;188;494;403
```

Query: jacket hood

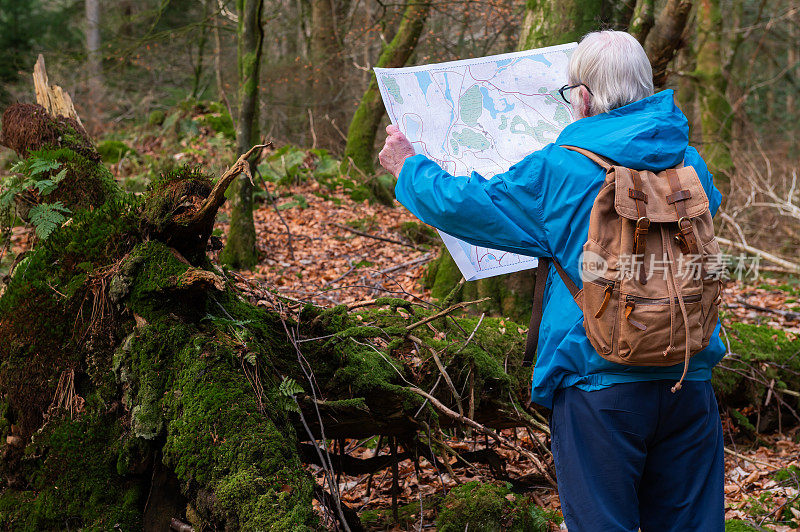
555;90;689;171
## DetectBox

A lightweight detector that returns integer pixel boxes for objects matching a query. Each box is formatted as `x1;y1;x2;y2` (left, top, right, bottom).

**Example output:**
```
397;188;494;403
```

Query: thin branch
409;334;464;416
405;298;490;332
716;236;800;272
723;447;778;469
330;221;420;250
187;143;271;226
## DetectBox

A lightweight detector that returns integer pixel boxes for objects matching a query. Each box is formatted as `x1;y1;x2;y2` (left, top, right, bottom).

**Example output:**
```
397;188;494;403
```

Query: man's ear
581;87;593;118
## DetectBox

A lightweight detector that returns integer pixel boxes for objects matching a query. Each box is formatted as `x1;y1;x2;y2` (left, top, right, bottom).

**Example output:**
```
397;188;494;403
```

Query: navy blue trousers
550;380;724;532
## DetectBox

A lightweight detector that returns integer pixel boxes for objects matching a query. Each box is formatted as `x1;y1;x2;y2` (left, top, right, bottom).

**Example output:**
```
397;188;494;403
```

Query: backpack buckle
633;217;650;253
675;217;699;255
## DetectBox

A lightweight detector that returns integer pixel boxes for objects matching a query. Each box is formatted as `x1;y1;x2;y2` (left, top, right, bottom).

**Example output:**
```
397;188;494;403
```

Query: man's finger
386;124;400;135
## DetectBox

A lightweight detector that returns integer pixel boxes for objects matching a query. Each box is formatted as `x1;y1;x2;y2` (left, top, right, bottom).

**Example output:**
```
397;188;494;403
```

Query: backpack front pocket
582;278;619;357
617;293;704;365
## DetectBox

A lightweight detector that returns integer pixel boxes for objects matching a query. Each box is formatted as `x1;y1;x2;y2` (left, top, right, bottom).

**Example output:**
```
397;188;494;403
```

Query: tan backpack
523;146;723;392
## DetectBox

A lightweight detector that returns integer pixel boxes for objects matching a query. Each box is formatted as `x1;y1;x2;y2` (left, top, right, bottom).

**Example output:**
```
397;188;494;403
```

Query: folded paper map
376;42;577;280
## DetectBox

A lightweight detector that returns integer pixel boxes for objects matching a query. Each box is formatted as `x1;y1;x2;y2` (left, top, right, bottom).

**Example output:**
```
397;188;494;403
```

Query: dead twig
717;236;800;272
330;221;420;250
371;253;433;276
723;447;777;469
454;313;484;355
409;334;464;416
187;143;272;227
732;296;800;321
405;298;490;332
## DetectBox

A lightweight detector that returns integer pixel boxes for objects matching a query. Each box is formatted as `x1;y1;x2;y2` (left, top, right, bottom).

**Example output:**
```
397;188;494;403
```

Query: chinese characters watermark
580;251;761;282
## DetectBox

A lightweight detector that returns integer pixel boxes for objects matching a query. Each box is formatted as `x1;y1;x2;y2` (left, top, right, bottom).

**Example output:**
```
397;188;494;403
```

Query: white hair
568;31;654;116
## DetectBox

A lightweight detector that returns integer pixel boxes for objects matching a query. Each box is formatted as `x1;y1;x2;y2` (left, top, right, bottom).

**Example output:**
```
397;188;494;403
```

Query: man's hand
379;125;415;178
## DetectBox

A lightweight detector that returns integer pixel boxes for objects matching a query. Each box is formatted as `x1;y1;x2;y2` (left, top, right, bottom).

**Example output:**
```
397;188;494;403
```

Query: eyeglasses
558;83;593;104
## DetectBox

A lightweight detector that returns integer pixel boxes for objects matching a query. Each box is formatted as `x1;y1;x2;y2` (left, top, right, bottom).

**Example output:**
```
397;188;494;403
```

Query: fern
277;377;304;413
27;157;60;176
28;202;71;240
0;186;19;210
279;377;305;397
1;153;67;207
243;351;258;366
34;168;68;196
8;160;25;174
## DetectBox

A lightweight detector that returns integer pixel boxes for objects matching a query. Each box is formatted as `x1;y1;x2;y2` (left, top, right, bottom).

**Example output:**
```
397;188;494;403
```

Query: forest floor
213;179;434;308
5;111;798;530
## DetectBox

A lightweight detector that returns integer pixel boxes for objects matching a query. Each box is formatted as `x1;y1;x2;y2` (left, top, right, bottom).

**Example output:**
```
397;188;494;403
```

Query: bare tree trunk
675;40;699;142
695;0;733;183
788;20;797;148
85;0;102;130
629;0;655;43
342;0;430;174
213;14;230;112
221;0;265;269
606;0;636;30
643;0;693;87
310;0;347;151
517;0;603;51
191;0;211;99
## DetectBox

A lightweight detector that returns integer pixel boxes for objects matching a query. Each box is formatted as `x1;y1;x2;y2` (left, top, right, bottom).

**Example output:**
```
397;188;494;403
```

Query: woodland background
0;0;799;530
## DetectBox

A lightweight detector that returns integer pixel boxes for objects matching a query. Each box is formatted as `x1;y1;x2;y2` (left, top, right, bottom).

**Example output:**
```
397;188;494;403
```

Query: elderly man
379;31;726;531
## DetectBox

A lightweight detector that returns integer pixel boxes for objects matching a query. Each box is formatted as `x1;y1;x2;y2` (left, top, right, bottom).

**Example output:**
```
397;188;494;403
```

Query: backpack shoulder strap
522;257;579;367
560;145;616;170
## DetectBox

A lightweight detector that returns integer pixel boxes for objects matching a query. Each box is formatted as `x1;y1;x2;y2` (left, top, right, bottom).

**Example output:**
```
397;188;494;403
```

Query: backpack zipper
587;278;615;289
625;293;702;305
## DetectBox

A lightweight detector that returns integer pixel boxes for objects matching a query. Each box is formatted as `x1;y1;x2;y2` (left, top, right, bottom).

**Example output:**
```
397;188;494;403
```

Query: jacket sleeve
685;146;722;216
395;154;551;257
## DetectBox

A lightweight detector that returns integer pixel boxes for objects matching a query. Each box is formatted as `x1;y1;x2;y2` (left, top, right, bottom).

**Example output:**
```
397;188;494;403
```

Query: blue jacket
395;90;726;408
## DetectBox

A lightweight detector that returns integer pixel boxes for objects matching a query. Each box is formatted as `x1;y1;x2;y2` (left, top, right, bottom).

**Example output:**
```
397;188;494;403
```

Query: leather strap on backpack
560;145;614;169
522;257;579;367
665;168;700;255
626;168;650;284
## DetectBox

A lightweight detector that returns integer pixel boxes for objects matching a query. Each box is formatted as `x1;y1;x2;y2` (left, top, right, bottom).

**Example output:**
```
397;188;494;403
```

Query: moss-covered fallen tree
0;103;549;530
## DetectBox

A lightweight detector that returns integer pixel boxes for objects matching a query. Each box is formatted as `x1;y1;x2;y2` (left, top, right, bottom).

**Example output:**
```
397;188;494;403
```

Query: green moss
159;332;315;529
712;322;800;421
724;519;761;531
772;465;800;483
436;481;554;532
359;495;442;528
219;172;259;269
106;292;316;529
427;248;466;302
123;321;193;439
399;221;438;246
197;103;235;140
0;404;143;530
0;197;141;436
341;76;383;175
518;0;602;51
148;109;166;126
142;165;212;232
97;140;136;164
15;147;120;213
